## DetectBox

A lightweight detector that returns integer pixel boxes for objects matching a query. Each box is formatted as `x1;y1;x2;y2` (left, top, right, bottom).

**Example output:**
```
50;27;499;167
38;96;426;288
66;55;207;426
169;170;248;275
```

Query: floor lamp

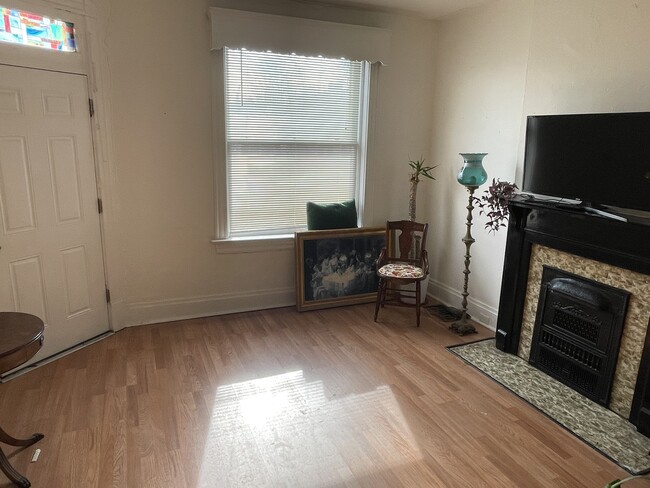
450;153;488;336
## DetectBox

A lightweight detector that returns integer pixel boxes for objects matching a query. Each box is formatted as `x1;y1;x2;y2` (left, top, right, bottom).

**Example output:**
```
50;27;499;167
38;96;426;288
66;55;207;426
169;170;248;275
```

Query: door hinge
97;198;103;214
89;98;95;118
105;288;111;303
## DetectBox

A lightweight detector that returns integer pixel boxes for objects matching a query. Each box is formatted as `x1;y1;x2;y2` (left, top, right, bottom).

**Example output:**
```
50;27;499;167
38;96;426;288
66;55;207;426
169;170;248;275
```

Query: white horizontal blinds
225;48;364;236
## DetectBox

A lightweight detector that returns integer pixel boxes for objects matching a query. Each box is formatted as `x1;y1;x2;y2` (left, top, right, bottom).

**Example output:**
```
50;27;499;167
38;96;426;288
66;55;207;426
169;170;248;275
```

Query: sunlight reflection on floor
197;370;421;487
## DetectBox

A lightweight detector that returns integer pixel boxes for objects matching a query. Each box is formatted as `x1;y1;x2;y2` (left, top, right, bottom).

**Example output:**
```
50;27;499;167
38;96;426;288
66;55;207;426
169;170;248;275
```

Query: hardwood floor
0;304;632;487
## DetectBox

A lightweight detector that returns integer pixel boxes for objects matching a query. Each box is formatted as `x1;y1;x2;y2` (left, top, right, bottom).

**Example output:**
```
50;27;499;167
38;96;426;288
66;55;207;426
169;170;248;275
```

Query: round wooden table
0;312;45;488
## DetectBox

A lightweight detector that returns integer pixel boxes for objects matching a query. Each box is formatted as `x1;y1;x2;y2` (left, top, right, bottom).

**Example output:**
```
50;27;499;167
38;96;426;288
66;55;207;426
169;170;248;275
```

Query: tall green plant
408;157;437;221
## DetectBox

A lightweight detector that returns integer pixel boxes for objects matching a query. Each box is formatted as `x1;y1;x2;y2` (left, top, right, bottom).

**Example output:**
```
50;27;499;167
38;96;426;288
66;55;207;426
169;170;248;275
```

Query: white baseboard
114;287;295;328
110;281;496;331
427;279;497;331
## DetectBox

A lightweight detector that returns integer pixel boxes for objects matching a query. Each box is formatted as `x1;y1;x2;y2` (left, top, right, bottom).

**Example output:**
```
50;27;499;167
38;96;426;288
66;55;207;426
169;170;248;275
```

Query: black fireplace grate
538;344;599;395
540;330;602;371
529;266;629;406
552;308;599;343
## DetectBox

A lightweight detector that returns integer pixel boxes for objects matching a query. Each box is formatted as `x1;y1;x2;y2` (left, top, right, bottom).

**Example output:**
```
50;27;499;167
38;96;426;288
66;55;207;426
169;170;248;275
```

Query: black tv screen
523;112;650;213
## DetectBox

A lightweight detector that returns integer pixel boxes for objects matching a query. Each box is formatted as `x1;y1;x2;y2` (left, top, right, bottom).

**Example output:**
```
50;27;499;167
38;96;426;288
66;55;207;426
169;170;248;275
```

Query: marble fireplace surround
516;244;650;418
495;196;650;433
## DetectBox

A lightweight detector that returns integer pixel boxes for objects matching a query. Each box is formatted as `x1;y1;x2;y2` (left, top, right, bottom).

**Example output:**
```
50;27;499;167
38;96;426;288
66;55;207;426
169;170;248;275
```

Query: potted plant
604;469;650;487
473;178;518;233
408;157;437;222
401;157;437;304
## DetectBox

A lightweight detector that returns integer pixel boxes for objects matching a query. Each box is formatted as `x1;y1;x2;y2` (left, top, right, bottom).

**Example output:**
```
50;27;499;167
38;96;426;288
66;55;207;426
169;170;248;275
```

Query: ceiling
320;0;495;19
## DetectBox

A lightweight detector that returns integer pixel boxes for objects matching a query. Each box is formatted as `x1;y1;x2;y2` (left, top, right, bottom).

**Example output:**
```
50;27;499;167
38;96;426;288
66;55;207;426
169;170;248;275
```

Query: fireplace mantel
495;195;650;434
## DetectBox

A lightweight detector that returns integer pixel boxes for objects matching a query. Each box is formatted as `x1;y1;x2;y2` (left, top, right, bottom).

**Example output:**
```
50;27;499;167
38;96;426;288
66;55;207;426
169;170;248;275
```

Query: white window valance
209;7;391;64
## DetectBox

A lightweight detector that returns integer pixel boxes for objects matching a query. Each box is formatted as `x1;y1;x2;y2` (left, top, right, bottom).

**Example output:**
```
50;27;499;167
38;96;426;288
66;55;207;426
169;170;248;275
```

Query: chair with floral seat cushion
374;220;429;327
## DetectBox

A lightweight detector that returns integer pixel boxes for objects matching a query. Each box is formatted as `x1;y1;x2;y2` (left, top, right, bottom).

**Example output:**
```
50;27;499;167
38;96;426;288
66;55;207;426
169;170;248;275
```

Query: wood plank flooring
0;304;633;487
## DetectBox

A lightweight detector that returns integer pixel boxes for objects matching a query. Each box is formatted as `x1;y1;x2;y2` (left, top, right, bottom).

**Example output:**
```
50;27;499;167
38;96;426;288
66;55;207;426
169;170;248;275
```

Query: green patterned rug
448;339;650;474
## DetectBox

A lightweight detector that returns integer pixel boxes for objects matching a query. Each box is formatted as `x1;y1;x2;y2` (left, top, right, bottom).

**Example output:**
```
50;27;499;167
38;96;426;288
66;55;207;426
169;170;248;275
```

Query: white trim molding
115;287;296;328
209;7;391;63
211;235;294;254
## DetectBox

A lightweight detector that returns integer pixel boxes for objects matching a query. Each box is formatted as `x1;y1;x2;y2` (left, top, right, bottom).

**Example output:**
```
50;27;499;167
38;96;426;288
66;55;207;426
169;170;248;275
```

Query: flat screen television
522;112;650;214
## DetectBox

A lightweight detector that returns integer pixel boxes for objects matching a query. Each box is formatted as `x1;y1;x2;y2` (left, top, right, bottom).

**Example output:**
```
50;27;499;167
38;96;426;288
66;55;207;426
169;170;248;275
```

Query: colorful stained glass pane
0;6;76;52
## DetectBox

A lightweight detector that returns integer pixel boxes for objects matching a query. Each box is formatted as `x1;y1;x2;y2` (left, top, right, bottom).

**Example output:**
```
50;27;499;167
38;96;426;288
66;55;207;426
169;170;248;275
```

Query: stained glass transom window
0;6;76;52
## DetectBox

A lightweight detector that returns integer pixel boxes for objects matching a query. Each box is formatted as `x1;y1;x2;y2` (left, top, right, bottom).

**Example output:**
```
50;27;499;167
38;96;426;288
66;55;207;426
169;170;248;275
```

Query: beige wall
428;0;650;328
101;0;437;327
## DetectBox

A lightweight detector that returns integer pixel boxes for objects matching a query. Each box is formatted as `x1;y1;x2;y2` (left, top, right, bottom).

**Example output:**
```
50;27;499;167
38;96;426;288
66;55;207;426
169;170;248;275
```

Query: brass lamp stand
450;185;478;335
450;153;488;336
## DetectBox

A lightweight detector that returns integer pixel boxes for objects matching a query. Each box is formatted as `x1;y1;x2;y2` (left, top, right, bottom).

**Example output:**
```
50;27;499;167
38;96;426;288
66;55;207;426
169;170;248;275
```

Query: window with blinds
224;48;370;237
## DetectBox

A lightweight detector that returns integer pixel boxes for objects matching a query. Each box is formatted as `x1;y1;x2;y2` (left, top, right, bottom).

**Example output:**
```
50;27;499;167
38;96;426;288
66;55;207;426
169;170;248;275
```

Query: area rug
448;339;650;474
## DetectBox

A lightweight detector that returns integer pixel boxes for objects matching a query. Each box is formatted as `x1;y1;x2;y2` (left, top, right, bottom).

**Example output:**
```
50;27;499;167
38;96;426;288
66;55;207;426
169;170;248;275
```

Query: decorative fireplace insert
529;266;630;406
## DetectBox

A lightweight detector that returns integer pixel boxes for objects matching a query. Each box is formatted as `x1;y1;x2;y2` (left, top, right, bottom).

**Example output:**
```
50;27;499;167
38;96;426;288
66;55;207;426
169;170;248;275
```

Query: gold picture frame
295;227;385;312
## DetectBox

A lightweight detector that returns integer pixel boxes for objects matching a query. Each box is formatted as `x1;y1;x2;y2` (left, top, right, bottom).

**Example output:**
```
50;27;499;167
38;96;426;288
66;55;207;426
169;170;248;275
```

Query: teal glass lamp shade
457;153;488;187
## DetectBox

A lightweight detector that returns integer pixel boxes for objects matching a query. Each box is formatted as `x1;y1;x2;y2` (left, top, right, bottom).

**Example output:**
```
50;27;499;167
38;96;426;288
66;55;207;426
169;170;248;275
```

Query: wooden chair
374;220;429;327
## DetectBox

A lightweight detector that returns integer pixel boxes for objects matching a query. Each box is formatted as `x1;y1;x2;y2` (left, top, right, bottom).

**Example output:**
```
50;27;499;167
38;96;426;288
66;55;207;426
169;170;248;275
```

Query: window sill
211;235;294;254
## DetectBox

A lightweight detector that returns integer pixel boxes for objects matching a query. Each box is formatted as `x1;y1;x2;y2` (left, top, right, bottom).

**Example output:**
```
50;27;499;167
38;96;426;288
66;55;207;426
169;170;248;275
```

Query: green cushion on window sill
306;200;358;230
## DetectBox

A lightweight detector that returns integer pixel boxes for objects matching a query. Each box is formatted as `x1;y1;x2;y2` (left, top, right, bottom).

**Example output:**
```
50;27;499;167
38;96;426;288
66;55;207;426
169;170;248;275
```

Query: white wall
428;0;650;328
101;0;437;327
522;0;650;121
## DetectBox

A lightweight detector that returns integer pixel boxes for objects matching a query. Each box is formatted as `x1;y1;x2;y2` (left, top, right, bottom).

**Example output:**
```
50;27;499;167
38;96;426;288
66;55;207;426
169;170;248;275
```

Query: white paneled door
0;65;108;369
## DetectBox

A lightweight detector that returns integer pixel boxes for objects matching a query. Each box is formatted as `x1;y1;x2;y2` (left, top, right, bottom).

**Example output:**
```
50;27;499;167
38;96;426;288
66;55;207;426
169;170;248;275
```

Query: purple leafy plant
473;179;518;233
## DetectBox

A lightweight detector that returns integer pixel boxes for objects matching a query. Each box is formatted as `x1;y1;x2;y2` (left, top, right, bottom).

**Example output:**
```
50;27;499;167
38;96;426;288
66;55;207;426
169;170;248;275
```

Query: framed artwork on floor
295;227;385;311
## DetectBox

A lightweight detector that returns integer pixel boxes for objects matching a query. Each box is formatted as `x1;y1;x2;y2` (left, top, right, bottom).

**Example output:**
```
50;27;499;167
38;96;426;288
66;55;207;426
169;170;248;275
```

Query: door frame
0;0;117;332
